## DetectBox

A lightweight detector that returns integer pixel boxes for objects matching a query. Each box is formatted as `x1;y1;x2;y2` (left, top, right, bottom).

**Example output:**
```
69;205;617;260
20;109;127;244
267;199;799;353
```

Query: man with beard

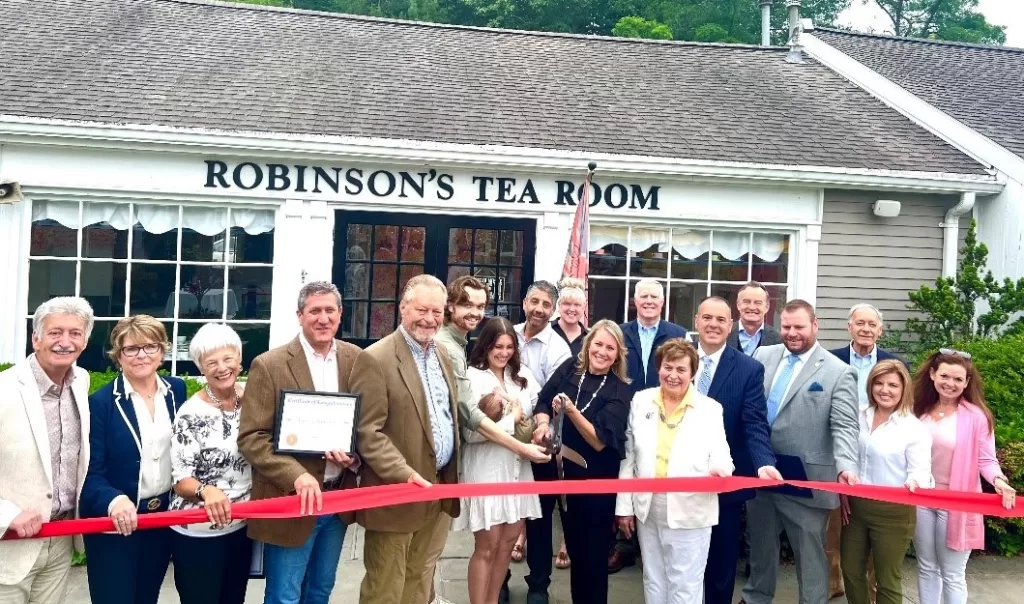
353;275;461;604
727;282;781;357
741;300;859;604
511;280;571;604
690;297;780;604
1;297;94;604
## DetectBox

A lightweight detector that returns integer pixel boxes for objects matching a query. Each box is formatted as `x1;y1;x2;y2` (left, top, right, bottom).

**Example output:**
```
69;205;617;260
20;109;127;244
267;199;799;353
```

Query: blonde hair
107;315;169;368
868;359;914;416
576;319;631;383
557;277;587;306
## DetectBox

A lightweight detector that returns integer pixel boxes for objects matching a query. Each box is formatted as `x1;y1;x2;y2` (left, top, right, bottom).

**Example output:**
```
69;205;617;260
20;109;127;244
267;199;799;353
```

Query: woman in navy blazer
80;315;187;604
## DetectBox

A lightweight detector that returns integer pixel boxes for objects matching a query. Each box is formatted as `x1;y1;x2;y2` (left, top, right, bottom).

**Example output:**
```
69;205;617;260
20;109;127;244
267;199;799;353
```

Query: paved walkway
63;525;1022;603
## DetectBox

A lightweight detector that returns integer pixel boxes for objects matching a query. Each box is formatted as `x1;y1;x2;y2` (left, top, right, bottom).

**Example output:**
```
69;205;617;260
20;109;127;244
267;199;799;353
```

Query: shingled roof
812;27;1024;160
0;0;986;175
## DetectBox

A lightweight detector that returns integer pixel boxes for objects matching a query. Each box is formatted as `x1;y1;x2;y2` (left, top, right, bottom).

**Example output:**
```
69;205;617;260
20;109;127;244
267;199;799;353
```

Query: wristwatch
195;484;207;501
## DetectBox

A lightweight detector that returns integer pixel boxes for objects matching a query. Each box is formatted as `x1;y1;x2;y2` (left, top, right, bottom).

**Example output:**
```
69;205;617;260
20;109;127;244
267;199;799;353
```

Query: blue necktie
697;356;714;396
766;354;800;424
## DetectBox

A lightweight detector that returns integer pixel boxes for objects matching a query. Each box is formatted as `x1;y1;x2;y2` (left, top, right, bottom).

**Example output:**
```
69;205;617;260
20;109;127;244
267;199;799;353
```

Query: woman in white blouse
452;317;542;604
615;339;733;604
169;323;252;604
840;359;932;604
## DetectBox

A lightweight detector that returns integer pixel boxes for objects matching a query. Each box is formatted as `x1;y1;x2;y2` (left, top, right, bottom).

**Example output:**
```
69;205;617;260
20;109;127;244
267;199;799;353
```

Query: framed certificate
272;390;361;455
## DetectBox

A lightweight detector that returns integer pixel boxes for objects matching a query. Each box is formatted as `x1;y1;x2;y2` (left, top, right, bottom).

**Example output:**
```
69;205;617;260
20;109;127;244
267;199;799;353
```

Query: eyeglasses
939;348;972;360
120;343;162;357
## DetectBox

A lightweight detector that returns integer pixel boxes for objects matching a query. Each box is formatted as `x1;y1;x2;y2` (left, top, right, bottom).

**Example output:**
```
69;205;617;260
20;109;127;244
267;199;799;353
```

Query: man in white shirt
743;300;859;604
239;281;361;604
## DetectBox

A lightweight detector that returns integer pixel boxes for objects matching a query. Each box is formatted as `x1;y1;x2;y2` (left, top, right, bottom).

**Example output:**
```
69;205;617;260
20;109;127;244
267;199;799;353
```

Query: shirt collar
515;322;554;344
28;353;74;394
697;344;726;365
739;324;765;338
441;323;468;347
863;405;909;429
850;343;877;363
638;320;660;334
299;331;337;360
787;342;818;364
122;372;168;398
654;384;696;414
399;325;437;356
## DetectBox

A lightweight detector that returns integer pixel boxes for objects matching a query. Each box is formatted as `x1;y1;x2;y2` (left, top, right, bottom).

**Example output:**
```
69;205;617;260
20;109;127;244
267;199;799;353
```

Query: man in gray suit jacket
741;300;860;604
726;281;782;356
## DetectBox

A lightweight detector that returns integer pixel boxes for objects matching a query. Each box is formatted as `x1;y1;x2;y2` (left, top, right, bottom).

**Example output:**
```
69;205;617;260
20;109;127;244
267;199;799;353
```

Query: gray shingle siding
816;190;967;348
0;0;985;175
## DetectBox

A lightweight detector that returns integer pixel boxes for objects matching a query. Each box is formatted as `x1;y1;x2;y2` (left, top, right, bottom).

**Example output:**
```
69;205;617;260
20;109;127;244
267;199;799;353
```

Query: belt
136;492;171;514
323;476;345;492
51;510;73;521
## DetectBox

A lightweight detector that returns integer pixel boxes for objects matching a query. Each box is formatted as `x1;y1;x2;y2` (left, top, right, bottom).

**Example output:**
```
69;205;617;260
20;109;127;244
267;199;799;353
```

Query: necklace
575;371;608;415
659;396;685;429
205;385;240;439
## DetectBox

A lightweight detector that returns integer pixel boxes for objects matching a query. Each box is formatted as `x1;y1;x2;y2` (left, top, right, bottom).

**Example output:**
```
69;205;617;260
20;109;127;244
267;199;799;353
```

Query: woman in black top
533;319;631;604
550;277;589;361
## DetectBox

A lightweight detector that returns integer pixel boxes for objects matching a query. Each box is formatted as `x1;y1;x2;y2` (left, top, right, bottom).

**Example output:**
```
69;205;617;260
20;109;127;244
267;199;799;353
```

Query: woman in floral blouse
169;323;252;604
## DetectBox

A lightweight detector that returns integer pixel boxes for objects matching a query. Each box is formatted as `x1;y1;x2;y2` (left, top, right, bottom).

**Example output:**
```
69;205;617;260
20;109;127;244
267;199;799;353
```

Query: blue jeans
263;515;348;604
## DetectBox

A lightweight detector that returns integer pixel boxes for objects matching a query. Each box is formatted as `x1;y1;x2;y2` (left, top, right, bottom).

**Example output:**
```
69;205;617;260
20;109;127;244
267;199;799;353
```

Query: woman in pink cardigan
912;349;1016;604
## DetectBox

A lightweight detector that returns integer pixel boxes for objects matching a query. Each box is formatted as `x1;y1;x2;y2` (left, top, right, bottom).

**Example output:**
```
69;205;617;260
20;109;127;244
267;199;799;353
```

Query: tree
883;219;1024;359
612;16;673;40
867;0;1007;44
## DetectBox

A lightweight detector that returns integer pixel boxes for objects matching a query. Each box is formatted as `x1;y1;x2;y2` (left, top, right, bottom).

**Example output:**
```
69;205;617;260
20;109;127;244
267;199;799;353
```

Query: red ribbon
4;476;1019;540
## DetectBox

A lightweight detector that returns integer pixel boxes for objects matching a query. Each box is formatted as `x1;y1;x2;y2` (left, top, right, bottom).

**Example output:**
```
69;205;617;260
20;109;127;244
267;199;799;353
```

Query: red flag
562;164;594;324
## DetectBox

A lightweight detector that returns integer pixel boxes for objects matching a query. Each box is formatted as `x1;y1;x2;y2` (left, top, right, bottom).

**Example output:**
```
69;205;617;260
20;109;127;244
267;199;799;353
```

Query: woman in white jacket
615;338;733;604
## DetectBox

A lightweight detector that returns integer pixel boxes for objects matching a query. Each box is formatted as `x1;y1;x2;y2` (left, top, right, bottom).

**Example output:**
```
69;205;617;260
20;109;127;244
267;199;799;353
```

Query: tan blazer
238;336;361;548
352;330;460;533
0;360;90;585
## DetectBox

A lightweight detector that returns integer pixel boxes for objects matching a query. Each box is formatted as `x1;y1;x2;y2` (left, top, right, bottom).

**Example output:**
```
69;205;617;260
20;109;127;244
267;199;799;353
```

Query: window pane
346;225;372;261
229;322;271;371
229;226;275;264
399;265;424;298
474;230;498;265
179;265;222;319
344;261;369;299
80;319;118;372
401;227;426;263
670;229;710;280
132;223;178;261
82;203;130;259
169;322;202;366
374;225;399;260
499;230;524;265
711;231;750;281
448;228;473;264
370;303;396;338
590;227;627;277
752;234;789;283
27;260;76;310
372;264;398;299
343;301;369;339
589;279;626;324
80;261;127;317
447;265;471;282
130;263;176;318
499;267;522;303
629;228;669;278
181;207;227;262
228;266;272;320
31;201;79;257
666;282;705;330
493;303;521;324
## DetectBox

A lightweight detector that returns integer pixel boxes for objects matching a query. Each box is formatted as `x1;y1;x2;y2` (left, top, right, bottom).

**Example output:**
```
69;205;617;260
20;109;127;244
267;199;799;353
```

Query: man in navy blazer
693;297;781;604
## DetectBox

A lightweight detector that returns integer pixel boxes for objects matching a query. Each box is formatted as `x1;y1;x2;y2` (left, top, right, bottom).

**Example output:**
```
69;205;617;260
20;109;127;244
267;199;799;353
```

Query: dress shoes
607;550;636;574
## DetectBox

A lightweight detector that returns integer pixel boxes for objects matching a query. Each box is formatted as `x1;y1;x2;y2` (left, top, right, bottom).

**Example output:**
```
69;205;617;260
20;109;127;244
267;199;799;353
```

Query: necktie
697;356;714;395
766;354;800;424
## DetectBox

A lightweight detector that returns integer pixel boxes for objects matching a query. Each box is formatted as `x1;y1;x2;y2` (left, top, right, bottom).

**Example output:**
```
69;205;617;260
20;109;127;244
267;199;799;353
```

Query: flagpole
562;161;597;325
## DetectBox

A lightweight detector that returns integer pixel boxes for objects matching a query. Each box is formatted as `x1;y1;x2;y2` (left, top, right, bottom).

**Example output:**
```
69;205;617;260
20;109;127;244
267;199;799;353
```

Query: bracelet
195;484;207;501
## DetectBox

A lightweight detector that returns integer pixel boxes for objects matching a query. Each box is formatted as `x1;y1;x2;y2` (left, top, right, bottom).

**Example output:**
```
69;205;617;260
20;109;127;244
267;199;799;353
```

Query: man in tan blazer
0;297;94;604
352;274;460;604
238;281;361;604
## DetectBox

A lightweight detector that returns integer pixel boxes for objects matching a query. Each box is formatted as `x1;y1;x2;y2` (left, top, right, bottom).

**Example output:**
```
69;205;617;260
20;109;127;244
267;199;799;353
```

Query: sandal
511;543;525;562
555;550;571;569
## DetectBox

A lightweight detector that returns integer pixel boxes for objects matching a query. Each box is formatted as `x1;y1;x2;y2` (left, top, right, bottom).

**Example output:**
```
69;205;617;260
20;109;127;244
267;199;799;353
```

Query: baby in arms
477;391;534;443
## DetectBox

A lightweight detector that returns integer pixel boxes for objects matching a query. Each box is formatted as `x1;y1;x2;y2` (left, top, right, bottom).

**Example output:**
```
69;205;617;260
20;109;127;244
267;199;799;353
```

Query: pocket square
808;382;824;392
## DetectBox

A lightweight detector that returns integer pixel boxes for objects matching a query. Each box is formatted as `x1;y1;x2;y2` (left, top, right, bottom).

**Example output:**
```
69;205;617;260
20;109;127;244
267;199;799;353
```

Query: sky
838;0;1024;48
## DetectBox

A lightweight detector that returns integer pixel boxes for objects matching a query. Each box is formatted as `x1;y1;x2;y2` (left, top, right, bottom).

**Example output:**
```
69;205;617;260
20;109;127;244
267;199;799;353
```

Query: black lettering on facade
312;167;342;193
399;172;426;198
204;160;230;188
345;168;363;195
233;162;264;191
473;176;494;202
368;170;397;197
520;179;540;204
294;165;308;192
496;177;517;203
267;164;291;191
436;173;454;200
630;184;660;210
604;183;628;209
555;180;576;206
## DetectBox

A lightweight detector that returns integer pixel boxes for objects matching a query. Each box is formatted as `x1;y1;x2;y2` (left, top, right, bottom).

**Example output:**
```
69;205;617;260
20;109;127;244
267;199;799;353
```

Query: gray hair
848;303;883;323
633;278;664;299
32;297;95;340
525;280;558;303
189;323;243;367
297;281;342;312
401;274;447;303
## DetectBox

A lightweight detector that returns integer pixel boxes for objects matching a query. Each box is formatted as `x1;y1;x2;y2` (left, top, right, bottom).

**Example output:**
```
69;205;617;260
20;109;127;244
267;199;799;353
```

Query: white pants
913;508;971;604
0;537;72;604
635;494;712;604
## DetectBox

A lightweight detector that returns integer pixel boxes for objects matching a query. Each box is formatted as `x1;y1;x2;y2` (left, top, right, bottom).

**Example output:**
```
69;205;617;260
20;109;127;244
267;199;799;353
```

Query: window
27;200;276;374
588;226;790;328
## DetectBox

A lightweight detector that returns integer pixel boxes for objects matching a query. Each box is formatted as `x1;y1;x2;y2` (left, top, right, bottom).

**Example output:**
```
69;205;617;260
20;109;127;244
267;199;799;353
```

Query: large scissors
549;394;588;511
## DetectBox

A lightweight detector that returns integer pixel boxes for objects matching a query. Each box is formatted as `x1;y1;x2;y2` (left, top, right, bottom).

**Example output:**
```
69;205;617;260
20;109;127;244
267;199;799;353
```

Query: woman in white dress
454;316;543;604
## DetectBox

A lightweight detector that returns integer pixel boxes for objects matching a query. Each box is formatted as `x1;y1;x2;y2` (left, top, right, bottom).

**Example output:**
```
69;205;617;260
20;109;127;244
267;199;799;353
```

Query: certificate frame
272;389;361;456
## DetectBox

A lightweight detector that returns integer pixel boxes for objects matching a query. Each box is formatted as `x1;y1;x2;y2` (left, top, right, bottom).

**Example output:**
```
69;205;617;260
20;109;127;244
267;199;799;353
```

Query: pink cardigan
942;399;1003;551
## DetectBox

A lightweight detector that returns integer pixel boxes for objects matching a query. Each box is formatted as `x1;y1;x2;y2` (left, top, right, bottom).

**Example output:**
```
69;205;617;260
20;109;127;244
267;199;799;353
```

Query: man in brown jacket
238;281;361;604
352;274;460;604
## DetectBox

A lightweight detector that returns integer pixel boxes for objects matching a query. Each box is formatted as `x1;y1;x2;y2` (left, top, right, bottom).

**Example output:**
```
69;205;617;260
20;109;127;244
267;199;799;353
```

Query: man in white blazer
742;299;859;604
0;297;94;604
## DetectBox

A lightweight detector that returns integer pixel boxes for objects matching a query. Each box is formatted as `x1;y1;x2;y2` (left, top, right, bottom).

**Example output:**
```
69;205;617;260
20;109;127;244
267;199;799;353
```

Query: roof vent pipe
760;0;773;46
942;191;976;278
785;0;804;63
